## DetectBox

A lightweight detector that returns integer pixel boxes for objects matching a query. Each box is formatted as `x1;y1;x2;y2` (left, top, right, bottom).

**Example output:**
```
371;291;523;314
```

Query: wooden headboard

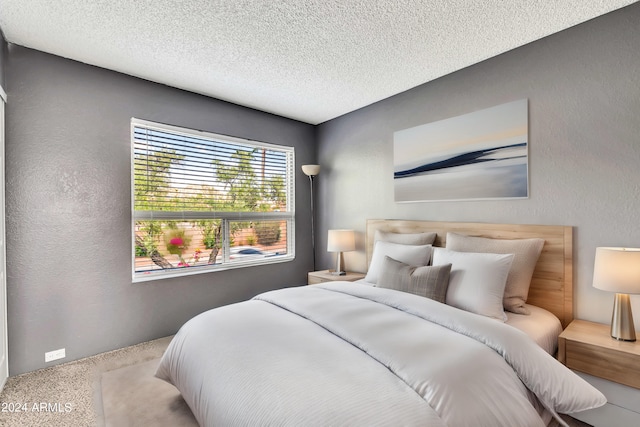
366;219;574;328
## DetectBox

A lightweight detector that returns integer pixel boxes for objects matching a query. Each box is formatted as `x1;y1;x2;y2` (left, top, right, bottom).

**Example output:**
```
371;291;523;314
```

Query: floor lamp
302;165;320;271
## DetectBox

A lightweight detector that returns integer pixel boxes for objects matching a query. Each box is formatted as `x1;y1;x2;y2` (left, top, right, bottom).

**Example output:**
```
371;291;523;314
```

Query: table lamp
592;247;640;341
327;229;355;276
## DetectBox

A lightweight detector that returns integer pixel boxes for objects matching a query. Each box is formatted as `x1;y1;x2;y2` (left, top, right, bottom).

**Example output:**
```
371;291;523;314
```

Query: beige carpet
0;335;198;427
101;358;198;426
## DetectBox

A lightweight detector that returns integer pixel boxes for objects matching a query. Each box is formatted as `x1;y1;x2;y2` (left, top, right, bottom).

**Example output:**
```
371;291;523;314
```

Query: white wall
315;3;640;328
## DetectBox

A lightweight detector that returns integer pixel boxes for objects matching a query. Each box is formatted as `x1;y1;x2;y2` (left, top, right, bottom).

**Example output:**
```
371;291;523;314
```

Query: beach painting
393;99;528;202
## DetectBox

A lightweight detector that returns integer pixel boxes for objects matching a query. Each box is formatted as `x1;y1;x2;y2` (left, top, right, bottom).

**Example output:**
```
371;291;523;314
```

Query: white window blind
131;118;295;281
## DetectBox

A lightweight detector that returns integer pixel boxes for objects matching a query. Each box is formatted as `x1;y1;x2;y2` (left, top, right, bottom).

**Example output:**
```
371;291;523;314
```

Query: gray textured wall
315;4;640;328
5;46;315;375
0;34;6;90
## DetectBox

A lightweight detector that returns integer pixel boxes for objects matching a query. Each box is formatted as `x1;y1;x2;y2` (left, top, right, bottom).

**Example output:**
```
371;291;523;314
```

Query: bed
156;220;605;427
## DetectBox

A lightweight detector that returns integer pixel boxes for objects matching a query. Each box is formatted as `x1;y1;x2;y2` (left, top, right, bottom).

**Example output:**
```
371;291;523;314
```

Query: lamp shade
593;247;640;294
327;230;355;253
301;164;321;177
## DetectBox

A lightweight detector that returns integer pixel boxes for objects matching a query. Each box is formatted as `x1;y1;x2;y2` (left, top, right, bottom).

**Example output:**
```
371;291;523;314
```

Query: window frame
131;118;295;282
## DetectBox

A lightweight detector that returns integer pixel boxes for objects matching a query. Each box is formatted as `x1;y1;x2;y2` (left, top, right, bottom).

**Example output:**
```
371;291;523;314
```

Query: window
131;118;295;281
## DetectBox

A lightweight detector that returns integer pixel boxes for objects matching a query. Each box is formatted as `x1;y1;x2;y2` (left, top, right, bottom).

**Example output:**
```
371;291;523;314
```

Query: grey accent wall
316;4;640;328
5;46;315;375
0;34;6;90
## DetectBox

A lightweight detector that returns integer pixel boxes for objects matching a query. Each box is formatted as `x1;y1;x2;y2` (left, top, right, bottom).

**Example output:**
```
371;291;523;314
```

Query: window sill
133;254;295;283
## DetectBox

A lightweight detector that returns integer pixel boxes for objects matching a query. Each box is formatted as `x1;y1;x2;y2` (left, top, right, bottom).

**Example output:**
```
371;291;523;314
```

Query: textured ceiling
0;0;636;124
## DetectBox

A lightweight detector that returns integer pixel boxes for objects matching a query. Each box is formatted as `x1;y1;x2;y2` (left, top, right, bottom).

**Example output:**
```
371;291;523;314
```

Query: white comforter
156;282;605;427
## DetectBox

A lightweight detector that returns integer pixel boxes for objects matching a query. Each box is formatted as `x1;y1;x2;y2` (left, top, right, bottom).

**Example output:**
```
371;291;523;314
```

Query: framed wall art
393;99;529;202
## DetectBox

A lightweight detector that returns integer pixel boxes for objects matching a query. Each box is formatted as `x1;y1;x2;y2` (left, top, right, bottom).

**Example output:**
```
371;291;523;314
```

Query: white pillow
432;247;514;321
365;241;431;285
445;232;544;315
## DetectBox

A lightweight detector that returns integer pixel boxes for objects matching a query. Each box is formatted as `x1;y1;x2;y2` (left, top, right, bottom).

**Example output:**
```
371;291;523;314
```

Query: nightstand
307;270;365;285
558;319;640;388
558;319;640;426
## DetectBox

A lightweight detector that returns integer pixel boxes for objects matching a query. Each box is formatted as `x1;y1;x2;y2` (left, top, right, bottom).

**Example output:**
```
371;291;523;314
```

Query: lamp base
332;252;346;276
610;293;636;342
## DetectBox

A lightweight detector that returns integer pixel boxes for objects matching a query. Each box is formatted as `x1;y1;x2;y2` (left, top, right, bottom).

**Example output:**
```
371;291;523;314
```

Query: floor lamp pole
309;174;316;271
301;164;321;272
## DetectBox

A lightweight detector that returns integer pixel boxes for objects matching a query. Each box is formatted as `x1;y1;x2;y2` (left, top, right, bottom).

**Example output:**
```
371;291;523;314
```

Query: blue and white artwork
394;99;528;202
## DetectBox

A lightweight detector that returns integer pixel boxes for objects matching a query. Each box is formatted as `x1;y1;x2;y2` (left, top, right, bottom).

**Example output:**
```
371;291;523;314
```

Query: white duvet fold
157;282;605;427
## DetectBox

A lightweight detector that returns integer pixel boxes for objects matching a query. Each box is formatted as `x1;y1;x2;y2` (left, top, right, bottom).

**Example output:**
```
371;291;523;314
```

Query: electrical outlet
45;348;66;363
